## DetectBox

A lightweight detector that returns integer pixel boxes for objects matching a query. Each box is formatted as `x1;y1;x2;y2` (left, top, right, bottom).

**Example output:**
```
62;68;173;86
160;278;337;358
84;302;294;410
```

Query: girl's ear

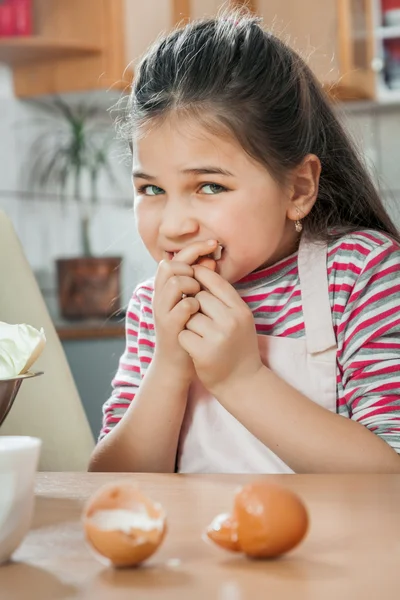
286;154;321;221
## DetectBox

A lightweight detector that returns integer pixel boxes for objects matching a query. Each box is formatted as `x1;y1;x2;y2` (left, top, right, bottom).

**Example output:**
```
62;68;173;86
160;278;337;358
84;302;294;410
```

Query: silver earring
295;220;303;233
294;207;303;233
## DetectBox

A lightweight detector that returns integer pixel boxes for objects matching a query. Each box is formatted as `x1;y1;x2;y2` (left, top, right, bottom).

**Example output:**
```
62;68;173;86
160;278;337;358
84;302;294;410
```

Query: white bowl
0;436;42;565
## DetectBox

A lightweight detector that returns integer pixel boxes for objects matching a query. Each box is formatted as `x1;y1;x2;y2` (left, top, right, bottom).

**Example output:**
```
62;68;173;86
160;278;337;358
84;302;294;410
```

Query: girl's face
132;116;301;283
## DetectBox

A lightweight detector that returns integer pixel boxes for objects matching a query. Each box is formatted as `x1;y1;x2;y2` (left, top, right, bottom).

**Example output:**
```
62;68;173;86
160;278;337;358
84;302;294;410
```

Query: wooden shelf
323;82;370;102
56;319;125;341
0;36;102;66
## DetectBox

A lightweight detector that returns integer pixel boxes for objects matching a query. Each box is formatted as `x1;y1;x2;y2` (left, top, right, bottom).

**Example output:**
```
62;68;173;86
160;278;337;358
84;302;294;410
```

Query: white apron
177;238;337;473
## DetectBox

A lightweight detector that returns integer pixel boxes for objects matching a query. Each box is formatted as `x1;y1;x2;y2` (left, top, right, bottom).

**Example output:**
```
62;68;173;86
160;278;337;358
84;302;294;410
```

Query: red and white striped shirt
100;230;400;454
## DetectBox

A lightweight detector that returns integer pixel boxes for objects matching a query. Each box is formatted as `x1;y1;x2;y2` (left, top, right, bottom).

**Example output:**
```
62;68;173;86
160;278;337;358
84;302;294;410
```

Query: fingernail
207;239;217;246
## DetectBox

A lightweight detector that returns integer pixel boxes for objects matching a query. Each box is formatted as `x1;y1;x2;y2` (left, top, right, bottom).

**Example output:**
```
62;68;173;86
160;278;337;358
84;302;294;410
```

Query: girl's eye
200;183;227;195
138;185;165;196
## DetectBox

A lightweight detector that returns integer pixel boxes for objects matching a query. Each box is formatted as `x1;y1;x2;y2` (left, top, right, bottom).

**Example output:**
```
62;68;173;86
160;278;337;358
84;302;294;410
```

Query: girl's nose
158;200;199;239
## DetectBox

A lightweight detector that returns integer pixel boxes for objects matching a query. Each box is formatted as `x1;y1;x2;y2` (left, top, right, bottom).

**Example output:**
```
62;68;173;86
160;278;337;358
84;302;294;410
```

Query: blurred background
1;0;400;440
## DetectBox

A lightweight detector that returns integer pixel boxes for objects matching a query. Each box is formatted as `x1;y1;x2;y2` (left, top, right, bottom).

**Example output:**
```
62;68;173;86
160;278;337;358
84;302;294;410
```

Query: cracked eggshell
206;481;308;559
206;513;241;552
82;481;167;567
211;244;223;260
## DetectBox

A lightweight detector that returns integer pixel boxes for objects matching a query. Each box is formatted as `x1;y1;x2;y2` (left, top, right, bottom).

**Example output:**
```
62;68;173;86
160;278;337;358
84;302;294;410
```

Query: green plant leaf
21;96;119;206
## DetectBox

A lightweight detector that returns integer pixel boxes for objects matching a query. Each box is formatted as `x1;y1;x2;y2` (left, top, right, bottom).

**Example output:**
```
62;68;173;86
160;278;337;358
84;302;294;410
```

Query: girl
89;11;400;474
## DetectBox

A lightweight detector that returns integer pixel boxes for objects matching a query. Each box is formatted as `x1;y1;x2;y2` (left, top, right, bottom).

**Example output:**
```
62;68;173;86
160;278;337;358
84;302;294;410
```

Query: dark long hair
121;9;399;243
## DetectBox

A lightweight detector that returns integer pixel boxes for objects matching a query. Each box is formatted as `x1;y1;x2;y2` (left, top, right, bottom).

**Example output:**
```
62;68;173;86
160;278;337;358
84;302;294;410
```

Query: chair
0;210;94;470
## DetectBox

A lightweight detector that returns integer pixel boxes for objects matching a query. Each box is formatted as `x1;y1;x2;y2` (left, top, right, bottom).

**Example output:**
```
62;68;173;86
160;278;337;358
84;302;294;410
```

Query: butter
0;322;46;380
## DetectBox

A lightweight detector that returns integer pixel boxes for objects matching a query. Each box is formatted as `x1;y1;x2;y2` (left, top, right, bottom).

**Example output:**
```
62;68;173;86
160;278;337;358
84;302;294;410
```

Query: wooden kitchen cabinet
2;0;397;103
0;0;127;97
227;0;365;101
188;0;354;100
338;0;400;103
0;0;190;98
233;0;400;103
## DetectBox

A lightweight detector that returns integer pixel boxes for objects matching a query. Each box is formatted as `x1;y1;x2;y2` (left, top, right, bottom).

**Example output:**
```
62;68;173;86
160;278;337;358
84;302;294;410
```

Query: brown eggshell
206;513;241;552
82;482;167;567
206;481;308;559
234;482;309;558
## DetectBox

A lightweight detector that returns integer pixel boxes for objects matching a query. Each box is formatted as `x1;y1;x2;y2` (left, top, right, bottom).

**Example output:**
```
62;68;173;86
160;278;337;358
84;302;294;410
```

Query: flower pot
56;257;122;320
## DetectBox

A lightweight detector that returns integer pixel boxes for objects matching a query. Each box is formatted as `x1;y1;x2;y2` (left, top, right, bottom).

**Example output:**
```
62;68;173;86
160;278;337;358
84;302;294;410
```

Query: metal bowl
0;371;43;427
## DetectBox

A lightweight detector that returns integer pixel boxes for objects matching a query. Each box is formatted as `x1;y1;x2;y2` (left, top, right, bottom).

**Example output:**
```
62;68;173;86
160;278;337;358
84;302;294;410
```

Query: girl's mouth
168;244;224;262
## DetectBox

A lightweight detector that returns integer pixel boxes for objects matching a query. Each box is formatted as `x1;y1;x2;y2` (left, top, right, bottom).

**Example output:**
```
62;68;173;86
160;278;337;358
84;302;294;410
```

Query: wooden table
1;473;400;599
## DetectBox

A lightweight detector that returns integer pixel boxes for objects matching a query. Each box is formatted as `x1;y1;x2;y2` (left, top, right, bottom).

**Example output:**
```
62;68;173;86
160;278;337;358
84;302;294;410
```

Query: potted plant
24;97;123;320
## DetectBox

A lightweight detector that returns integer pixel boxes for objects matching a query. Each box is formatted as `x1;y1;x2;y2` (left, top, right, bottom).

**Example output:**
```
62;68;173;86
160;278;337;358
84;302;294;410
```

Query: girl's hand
153;241;218;383
178;264;263;394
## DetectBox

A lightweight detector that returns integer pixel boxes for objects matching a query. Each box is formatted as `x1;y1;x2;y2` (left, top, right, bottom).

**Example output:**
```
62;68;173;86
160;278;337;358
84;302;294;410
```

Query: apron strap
297;236;336;354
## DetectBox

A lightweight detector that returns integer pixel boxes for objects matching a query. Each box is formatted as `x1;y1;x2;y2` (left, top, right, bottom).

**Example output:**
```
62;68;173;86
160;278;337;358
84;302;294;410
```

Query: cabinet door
235;0;376;99
125;1;195;66
191;0;341;89
14;0;128;97
337;0;376;99
190;0;256;20
191;0;223;19
125;0;172;67
256;0;341;86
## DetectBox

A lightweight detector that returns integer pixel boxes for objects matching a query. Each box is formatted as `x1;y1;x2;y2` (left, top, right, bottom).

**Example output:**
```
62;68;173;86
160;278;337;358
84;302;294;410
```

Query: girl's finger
185;312;215;337
158;275;201;314
173;239;218;266
195;290;228;321
196;257;217;271
155;259;194;295
178;328;203;358
193;264;243;309
169;296;200;328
